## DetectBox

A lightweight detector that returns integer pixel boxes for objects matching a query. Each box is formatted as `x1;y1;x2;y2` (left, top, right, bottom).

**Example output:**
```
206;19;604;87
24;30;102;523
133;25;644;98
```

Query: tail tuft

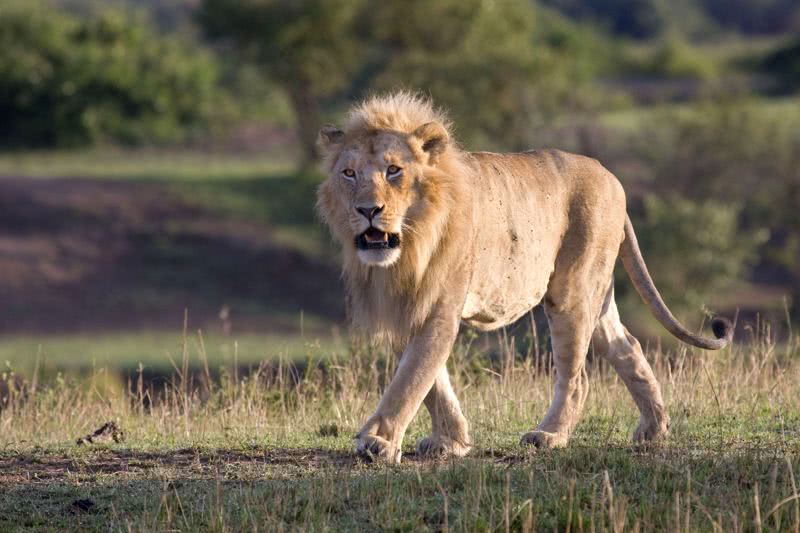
711;317;734;342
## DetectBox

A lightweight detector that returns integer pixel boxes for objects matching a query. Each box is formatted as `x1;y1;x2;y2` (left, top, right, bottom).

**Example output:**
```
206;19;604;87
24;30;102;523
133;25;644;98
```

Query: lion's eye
386;165;402;177
342;168;356;180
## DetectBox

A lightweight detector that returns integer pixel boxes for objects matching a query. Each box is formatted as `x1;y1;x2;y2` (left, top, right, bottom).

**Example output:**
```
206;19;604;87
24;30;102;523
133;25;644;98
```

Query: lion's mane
317;92;474;344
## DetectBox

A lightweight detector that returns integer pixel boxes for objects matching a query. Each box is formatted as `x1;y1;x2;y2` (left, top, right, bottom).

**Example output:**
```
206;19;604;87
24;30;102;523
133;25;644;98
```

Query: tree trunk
286;79;322;170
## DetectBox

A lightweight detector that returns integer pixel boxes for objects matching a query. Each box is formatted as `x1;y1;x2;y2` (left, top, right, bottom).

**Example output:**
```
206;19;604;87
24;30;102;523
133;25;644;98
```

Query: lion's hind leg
592;286;669;442
520;299;595;449
520;217;620;449
417;365;471;458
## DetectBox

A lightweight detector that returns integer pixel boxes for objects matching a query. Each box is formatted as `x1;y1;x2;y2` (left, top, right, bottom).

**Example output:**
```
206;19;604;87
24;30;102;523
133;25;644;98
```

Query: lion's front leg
355;301;462;464
416;365;471;458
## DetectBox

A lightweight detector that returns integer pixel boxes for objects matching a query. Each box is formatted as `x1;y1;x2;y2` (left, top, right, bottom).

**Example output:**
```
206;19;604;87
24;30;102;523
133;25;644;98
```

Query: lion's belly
459;151;567;331
459;201;557;331
461;290;543;331
461;249;552;331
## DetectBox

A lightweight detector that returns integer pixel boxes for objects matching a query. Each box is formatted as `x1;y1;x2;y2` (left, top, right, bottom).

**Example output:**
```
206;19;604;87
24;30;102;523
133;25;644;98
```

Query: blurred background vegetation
0;0;798;375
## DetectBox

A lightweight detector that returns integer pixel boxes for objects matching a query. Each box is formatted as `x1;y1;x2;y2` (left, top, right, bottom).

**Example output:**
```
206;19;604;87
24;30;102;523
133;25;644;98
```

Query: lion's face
317;123;449;268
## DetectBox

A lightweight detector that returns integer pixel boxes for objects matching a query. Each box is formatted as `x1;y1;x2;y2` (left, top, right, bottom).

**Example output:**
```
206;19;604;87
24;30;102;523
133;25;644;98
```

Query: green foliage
762;38;800;93
644;36;719;79
0;1;222;147
627;101;799;314
541;0;800;38
198;0;613;158
198;0;363;94
365;0;612;150
198;0;366;163
622;195;765;313
637;101;799;201
540;0;713;39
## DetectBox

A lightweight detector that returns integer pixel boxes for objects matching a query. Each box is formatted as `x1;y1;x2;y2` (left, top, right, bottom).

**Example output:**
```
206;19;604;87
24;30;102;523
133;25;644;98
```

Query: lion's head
316;93;460;268
316;93;471;339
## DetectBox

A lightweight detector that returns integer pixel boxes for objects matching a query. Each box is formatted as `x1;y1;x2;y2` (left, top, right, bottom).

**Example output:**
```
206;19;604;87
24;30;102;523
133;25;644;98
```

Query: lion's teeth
364;228;389;243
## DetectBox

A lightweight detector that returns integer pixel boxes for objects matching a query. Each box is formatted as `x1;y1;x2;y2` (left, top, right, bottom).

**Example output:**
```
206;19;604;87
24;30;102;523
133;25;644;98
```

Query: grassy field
0;148;294;181
1;329;798;531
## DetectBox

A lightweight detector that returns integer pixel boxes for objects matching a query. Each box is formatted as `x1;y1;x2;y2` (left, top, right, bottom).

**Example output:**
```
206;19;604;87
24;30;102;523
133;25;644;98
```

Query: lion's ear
317;124;344;153
412;122;449;164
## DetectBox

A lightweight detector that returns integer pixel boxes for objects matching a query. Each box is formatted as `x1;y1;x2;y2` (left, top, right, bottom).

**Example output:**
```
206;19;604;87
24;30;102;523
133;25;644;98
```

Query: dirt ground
0;176;343;335
0;447;363;484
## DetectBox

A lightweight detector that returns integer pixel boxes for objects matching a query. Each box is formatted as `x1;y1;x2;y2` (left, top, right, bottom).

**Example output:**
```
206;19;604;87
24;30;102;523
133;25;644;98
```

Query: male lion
316;92;733;464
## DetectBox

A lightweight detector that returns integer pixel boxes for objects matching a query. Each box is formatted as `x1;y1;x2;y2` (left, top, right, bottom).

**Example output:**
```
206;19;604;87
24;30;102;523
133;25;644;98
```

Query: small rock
76;421;125;445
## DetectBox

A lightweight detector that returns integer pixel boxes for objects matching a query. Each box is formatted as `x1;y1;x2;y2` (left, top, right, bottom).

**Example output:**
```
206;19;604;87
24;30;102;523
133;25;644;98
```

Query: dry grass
0;323;798;531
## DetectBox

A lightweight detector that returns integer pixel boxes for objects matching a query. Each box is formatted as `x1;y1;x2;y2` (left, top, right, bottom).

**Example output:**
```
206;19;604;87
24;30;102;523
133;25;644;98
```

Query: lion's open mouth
355;227;401;250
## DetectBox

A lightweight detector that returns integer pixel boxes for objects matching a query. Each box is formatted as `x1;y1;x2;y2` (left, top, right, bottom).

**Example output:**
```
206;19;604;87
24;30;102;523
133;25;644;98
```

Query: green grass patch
0;148;294;181
0;331;343;376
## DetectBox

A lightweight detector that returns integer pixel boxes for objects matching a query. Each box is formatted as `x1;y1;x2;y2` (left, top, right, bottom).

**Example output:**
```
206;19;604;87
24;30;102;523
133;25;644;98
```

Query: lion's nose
355;205;384;221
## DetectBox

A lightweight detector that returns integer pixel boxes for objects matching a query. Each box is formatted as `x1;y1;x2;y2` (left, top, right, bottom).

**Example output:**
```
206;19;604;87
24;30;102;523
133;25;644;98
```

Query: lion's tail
619;215;733;350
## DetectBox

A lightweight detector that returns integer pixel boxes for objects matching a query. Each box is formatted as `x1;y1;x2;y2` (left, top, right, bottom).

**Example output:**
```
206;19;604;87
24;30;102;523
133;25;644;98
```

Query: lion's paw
633;417;669;443
519;430;569;449
416;435;471;459
355;434;401;464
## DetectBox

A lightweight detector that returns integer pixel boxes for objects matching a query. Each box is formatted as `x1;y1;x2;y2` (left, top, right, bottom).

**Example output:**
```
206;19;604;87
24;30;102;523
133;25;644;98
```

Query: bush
627;101;799;316
761;38;800;93
619;195;766;315
645;36;718;80
364;1;613;151
0;2;223;147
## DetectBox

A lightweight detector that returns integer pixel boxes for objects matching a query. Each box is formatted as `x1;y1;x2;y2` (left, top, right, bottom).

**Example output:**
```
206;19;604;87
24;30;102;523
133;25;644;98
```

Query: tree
630;102;800;318
197;0;610;162
0;1;221;147
361;0;607;151
197;0;365;167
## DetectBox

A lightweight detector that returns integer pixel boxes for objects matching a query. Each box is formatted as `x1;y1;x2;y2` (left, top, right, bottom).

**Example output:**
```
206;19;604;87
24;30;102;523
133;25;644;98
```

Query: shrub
761;38;800;93
645;36;718;80
622;101;800;317
0;1;222;147
619;195;766;315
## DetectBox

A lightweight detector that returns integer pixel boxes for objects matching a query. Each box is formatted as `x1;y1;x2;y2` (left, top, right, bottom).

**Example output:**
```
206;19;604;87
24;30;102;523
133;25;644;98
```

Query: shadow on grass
0;174;343;335
0;447;358;483
1;444;797;530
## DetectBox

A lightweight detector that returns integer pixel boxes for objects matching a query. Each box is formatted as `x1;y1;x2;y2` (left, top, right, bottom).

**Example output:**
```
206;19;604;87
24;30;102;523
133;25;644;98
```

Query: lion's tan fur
318;93;473;344
316;92;731;463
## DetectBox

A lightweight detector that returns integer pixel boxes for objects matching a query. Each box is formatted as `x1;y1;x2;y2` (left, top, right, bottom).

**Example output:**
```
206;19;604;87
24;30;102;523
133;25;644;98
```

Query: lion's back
461;149;626;330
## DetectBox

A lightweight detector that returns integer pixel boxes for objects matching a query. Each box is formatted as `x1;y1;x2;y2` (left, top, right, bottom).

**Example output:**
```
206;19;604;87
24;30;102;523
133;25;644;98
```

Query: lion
316;92;733;463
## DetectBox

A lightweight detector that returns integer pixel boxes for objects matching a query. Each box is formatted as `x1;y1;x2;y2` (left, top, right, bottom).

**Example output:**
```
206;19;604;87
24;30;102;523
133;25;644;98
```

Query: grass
1;326;798;531
0;330;343;376
598;94;800;133
0;147;294;181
